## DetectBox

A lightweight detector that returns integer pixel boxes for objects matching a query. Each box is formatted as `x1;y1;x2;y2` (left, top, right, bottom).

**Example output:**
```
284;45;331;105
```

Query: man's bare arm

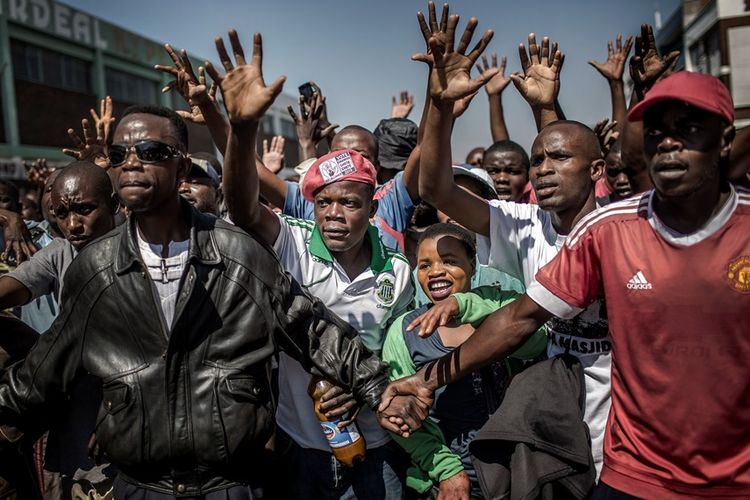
588;34;633;134
255;152;288;210
0;276;32;311
414;3;496;236
206;30;284;245
379;294;551;430
511;34;564;132
478;53;511;142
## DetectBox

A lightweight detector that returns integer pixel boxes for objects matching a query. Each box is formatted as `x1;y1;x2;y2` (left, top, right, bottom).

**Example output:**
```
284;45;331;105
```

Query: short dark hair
465;146;485;163
410;202;439;229
542;120;602;161
334;125;379;159
417;222;476;261
121;105;189;151
484;140;530;170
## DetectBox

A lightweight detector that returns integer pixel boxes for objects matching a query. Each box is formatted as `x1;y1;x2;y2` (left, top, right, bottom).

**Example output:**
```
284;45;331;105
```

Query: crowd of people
0;2;748;499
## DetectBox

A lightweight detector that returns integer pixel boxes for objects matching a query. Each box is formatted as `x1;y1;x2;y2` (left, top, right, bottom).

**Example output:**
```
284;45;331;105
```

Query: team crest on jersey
375;276;396;307
727;255;750;293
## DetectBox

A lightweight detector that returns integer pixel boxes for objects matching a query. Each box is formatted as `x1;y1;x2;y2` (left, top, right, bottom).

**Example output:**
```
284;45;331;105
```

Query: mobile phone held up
298;82;315;101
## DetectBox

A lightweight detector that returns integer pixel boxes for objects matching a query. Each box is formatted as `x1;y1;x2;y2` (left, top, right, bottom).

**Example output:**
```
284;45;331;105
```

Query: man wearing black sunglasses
0;103;390;498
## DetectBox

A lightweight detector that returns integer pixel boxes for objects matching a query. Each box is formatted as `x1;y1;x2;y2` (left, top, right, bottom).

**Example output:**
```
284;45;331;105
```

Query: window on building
689;27;721;76
11;40;96;147
11;39;92;93
105;67;158;106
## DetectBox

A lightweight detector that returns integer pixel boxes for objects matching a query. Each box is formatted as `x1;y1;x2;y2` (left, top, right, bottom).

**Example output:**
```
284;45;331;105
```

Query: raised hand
89;96;116;146
288;92;338;147
23;158;52;191
413;4;497;102
629;24;680;100
62;118;108;169
406;296;460;337
305;81;336;145
593;118;620;155
391;91;415;119
415;1;451;66
452;91;477;119
205;31;286;125
511;33;563;108
176;67;218;125
156;45;217;124
588;34;633;83
478;53;511;96
262;136;285;174
0;209;36;264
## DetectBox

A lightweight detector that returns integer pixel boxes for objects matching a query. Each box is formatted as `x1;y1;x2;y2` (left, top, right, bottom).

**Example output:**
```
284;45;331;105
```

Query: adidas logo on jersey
627;271;652;290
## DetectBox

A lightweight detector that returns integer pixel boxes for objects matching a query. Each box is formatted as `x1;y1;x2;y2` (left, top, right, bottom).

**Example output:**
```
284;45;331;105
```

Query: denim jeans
275;429;405;500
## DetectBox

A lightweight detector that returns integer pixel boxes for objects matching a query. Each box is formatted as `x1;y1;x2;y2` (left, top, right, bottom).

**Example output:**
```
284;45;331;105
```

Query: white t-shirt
273;215;414;452
136;230;189;329
485;199;611;475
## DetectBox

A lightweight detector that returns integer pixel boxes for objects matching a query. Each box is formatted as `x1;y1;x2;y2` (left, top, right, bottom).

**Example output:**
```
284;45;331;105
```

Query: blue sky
62;0;680;160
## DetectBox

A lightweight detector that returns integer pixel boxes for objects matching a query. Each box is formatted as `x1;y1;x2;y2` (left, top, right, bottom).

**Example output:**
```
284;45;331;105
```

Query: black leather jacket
0;207;388;495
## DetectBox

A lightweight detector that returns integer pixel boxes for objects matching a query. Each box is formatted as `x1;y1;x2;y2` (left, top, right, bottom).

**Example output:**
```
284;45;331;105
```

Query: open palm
431;47;481;101
515;64;558;107
206;31;285;125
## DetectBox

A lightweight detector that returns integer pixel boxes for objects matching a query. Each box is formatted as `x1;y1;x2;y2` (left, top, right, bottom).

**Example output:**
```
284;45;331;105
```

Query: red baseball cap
301;149;377;201
628;71;734;123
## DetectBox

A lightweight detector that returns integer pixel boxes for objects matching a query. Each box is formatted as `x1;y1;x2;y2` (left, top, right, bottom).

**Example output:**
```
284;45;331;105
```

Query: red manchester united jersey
527;186;750;499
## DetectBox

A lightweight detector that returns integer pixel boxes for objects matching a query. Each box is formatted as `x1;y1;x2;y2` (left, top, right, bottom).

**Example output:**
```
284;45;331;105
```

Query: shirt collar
115;200;221;274
308;224;393;273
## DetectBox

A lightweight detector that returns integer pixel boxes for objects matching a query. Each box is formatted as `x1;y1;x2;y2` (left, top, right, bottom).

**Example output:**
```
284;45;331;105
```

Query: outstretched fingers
81;118;95;146
645;24;656;52
154;64;179;78
509;72;527;95
466;29;494;64
215;36;234;72
228;29;246;66
438;2;449;33
518;42;530;73
527;33;539;65
204;61;224;86
67;128;85;150
164;43;183;68
550;50;563;75
445;13;458;53
428;0;438;33
252;32;263;67
179;49;198;82
540;37;549;64
456;17;477;55
417;10;431;45
287;104;299;123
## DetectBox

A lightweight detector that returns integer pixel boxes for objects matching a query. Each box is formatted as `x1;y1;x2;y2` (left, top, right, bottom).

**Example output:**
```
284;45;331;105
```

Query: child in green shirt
382;223;546;498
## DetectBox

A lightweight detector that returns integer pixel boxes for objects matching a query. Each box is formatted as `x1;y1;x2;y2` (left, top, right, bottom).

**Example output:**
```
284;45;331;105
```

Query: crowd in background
0;2;749;499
